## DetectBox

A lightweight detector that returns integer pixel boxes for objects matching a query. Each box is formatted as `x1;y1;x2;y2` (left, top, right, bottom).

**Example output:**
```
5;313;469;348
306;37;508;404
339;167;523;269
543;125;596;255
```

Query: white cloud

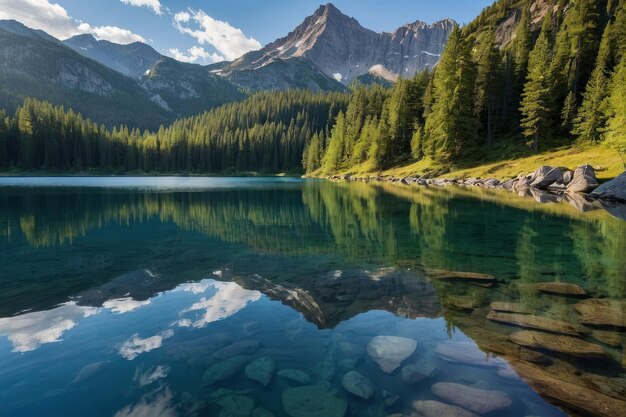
134;365;169;387
103;297;150;314
0;0;145;44
168;46;223;64
180;281;261;328
173;9;261;61
114;388;177;417
120;0;162;15
119;329;174;360
0;302;97;353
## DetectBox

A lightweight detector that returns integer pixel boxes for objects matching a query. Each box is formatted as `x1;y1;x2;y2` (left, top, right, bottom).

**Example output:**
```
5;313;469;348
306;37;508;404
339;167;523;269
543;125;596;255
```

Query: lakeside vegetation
0;0;625;178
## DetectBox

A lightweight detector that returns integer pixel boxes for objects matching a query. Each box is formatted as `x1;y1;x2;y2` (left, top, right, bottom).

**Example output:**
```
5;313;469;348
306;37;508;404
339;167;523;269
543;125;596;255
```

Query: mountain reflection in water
0;178;624;417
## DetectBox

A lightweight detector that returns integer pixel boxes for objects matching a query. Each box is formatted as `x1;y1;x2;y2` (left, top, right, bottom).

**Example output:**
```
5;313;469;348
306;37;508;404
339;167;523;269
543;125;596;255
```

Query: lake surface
0;177;624;417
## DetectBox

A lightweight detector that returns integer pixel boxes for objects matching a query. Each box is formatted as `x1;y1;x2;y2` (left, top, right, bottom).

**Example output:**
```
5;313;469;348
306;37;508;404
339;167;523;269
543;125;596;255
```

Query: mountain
140;57;245;117
0;20;168;129
63;34;162;79
211;3;454;88
0;20;245;127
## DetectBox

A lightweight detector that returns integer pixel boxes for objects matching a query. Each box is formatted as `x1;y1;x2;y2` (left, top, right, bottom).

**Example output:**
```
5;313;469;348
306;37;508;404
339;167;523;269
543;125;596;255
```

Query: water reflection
0;179;624;417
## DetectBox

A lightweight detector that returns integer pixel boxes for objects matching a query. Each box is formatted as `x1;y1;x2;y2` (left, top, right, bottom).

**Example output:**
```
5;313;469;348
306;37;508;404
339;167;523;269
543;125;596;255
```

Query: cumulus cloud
114;388;176;417
168;46;223;64
103;297;151;314
0;0;145;44
120;0;162;15
134;365;169;387
173;9;261;61
119;329;174;360
0;302;97;353
178;281;261;328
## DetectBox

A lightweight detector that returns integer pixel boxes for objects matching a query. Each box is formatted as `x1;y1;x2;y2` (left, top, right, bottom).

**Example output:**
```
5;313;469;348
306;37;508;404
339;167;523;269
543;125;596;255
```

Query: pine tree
423;25;478;163
604;56;626;167
573;22;613;142
475;30;502;146
520;12;554;152
321;111;346;174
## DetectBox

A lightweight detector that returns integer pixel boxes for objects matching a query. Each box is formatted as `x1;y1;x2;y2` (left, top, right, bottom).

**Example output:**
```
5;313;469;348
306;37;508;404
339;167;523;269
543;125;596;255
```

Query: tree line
316;0;626;174
0;90;347;173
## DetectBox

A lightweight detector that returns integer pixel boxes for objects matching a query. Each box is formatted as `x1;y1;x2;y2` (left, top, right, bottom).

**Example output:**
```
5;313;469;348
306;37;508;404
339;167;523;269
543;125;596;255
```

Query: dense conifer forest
0;0;625;175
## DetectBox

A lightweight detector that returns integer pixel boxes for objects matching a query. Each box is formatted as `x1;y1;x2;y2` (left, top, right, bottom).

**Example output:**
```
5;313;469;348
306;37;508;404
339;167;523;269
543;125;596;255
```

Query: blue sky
0;0;494;64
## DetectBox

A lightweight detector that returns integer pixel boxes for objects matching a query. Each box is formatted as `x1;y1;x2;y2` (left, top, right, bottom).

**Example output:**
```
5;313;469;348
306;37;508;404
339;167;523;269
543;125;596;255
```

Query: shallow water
0;177;624;417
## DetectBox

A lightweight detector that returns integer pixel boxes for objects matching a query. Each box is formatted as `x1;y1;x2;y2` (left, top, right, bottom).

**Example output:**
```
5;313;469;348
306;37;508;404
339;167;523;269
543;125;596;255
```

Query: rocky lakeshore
323;166;626;218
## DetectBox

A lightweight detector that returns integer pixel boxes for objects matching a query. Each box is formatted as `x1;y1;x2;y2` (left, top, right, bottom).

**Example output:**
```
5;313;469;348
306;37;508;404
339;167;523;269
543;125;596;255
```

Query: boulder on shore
590;171;626;202
567;165;599;193
530;166;563;189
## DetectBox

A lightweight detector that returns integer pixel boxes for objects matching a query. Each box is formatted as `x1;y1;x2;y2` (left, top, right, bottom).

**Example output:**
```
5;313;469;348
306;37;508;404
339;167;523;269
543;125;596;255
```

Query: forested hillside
0;91;347;173
314;0;626;175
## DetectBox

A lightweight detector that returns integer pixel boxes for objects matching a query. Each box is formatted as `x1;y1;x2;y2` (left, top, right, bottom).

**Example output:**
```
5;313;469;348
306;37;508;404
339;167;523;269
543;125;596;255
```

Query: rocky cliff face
64;34;162;79
214;4;454;86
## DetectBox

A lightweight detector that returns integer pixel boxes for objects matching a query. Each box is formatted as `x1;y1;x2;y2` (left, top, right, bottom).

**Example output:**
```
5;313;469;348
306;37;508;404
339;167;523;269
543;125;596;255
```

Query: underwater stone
341;370;374;399
401;356;439;384
412;400;479;417
277;369;312;385
282;384;347;417
202;355;249;385
217;394;254;417
245;356;275;386
431;382;512;414
213;340;260;360
367;336;417;373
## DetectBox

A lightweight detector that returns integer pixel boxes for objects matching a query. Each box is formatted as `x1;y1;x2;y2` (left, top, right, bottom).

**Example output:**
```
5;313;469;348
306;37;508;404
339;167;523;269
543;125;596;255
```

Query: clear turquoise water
0;177;624;417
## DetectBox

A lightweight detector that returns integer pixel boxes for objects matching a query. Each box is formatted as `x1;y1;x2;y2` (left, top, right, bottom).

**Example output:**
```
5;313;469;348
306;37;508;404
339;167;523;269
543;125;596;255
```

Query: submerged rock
509;331;610;359
213;340;260;360
251;408;275;417
435;341;492;367
590;172;626;201
568;165;600;193
431;382;512;414
202;355;249;385
486;311;583;336
277;369;312;385
245;356;275;386
425;269;495;282
282;385;347;417
535;282;587;296
367;336;417;373
217;395;254;417
412;400;479;417
342;370;374;399
574;299;626;328
490;302;530;314
401;356;439;384
313;355;335;380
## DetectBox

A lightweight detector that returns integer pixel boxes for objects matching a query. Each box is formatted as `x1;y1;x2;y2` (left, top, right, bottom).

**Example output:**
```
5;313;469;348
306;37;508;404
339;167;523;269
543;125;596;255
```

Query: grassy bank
331;144;624;182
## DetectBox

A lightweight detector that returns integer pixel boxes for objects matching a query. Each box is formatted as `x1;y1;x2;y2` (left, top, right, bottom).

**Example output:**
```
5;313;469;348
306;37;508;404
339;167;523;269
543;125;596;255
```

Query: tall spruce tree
572;22;613;142
423;25;478;163
520;12;554;152
604;56;626;167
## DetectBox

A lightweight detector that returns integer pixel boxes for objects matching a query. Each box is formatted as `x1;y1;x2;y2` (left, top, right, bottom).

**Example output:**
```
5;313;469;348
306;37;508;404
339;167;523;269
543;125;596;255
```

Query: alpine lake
0;177;624;417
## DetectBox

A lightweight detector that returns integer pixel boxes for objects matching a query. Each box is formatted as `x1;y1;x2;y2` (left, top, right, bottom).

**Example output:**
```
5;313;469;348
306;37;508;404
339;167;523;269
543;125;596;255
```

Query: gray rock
412;400;479;417
313;355;335;380
562;170;574;184
251;408;275;417
401;356;439;384
563;192;598;212
367;336;417;373
245;356;275;386
567;165;600;193
530;166;563;189
598;200;626;221
484;178;500;187
282;385;347;417
431;382;513;414
277;369;312;385
213;340;260;360
217;395;255;417
202;355;249;385
590;171;626;201
500;179;515;190
341;370;374;399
